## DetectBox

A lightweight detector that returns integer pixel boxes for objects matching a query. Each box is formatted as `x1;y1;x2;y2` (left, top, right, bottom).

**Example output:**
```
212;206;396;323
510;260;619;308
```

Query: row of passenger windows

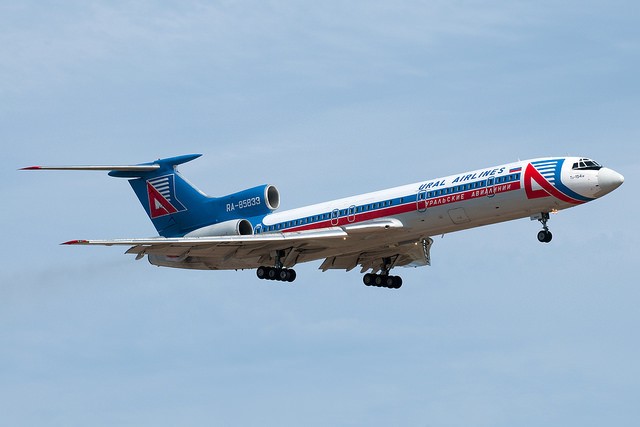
260;200;398;232
259;173;520;232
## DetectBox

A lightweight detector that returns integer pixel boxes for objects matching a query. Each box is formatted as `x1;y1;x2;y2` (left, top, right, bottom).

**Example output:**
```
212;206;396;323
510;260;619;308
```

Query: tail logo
146;175;187;219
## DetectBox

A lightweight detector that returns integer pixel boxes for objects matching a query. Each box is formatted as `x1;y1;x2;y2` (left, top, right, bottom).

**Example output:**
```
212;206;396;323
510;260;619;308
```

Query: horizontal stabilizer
20;154;202;176
20;165;160;171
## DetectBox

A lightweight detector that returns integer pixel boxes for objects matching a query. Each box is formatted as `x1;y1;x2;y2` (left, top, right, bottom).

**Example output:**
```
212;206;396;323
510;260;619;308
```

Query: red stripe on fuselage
280;181;521;233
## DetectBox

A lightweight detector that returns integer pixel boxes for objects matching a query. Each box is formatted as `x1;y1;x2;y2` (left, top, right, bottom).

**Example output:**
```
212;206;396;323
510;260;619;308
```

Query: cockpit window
572;158;602;171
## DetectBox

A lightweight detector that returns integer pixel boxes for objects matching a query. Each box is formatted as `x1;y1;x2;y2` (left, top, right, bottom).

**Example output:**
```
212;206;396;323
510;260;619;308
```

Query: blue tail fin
109;154;212;237
23;153;280;237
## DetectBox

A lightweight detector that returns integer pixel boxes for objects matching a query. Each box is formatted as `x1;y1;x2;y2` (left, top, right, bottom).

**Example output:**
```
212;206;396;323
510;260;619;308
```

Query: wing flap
319;254;360;271
320;238;434;273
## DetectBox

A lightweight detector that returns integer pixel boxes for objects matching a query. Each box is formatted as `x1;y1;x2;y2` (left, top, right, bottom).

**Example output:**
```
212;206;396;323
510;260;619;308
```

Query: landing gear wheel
385;276;395;288
363;273;403;289
257;266;297;283
536;212;553;243
363;273;374;286
392;276;403;289
537;230;552;243
374;275;384;287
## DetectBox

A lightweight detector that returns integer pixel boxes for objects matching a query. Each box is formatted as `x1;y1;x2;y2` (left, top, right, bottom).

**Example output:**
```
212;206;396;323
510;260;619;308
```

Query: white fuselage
257;157;615;241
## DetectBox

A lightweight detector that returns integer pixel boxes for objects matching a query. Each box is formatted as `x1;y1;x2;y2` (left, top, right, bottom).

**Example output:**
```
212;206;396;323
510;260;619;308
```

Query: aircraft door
331;209;340;226
348;205;356;223
486;177;495;198
417;190;428;212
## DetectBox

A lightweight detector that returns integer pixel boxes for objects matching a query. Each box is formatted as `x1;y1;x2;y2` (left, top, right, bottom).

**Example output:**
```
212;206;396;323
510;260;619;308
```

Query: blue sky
2;1;639;425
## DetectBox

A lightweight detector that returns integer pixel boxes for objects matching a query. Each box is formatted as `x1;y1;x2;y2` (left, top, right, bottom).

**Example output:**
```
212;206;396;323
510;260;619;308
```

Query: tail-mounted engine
184;219;254;237
181;185;280;237
217;184;280;217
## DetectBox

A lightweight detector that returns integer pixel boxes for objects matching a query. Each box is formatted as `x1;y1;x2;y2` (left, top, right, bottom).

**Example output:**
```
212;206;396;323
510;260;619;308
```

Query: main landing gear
362;257;403;289
363;273;403;289
256;250;297;283
256;266;297;282
536;212;553;243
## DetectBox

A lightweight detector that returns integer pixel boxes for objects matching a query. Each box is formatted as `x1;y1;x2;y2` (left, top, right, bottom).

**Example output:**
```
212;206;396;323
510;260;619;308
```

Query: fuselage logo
524;159;586;205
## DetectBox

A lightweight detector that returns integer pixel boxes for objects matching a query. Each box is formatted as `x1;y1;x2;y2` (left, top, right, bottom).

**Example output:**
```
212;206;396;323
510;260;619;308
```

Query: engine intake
265;185;280;210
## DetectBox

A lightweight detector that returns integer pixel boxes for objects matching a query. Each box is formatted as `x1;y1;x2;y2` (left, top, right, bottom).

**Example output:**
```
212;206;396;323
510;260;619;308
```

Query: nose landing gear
535;212;553;243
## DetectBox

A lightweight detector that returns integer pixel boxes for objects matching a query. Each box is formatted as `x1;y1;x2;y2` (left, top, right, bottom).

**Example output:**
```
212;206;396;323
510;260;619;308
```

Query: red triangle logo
524;163;582;204
147;182;178;219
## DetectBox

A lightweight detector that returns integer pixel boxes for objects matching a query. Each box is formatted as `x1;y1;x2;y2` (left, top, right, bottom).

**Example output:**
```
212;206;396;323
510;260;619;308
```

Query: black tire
286;269;297;282
537;230;548;243
374;275;384;287
278;269;289;281
385;276;395;288
256;266;267;279
392;276;403;289
267;267;278;280
545;231;553;243
363;273;374;286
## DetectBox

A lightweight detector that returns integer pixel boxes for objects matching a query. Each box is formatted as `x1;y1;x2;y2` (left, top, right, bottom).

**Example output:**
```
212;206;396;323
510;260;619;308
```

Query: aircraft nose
595;167;624;197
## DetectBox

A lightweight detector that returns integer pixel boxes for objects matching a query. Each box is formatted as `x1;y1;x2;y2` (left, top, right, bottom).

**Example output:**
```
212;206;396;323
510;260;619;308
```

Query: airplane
22;154;623;289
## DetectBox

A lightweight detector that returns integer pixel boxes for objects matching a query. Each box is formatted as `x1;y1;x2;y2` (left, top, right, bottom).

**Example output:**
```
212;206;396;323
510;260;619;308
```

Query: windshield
572;158;602;171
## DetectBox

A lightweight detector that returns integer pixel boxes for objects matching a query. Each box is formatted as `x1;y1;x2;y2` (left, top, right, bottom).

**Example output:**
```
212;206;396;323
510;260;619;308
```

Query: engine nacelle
184;219;254;237
217;184;280;217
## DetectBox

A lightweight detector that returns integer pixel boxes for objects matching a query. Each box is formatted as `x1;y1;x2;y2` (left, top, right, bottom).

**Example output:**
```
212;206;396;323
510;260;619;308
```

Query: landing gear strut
536;212;553;243
256;249;297;283
363;257;403;289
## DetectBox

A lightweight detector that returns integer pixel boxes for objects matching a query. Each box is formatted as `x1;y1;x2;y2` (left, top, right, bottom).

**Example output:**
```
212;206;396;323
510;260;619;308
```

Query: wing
63;219;433;272
64;228;351;270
